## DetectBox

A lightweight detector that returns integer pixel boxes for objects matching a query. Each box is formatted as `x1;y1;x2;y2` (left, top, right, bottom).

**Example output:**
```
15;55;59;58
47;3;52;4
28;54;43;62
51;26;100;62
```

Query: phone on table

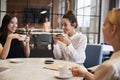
44;60;54;64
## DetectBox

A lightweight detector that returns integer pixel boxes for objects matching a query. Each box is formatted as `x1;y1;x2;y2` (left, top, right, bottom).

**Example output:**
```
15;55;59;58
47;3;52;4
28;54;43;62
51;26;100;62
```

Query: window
76;0;101;44
77;0;90;28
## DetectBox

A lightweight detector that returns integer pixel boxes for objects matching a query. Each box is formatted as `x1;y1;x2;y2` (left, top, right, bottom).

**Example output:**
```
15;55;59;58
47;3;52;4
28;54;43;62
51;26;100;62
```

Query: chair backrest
30;34;54;58
84;44;103;68
35;34;52;50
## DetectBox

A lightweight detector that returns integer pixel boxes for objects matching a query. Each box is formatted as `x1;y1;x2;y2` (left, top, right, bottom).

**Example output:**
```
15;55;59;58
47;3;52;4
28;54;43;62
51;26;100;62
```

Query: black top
0;36;26;58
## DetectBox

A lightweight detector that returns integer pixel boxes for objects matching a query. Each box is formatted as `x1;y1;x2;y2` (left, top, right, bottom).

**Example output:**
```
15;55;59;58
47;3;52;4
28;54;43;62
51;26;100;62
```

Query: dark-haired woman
53;10;87;65
0;14;30;59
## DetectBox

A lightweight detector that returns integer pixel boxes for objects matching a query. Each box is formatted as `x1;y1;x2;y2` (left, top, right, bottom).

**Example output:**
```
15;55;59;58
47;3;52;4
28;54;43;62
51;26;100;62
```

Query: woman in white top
53;10;87;64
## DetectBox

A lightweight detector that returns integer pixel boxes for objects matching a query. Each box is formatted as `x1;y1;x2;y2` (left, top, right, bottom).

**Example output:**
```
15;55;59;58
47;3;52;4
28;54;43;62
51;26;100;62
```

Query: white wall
0;0;7;25
119;0;120;7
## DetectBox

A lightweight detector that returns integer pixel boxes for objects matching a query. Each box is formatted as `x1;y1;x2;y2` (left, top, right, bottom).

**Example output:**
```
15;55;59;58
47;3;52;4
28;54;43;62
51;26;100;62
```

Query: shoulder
76;32;87;41
0;43;2;48
93;62;114;80
97;59;120;73
0;43;3;54
77;32;86;37
94;60;120;79
97;61;113;70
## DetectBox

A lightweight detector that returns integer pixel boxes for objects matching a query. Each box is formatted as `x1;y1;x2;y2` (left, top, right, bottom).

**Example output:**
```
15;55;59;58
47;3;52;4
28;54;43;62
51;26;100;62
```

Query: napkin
0;67;10;73
44;61;80;71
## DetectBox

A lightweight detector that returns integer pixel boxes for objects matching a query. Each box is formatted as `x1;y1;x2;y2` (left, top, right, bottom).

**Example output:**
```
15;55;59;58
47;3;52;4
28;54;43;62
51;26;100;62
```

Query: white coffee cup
20;35;26;40
58;65;71;77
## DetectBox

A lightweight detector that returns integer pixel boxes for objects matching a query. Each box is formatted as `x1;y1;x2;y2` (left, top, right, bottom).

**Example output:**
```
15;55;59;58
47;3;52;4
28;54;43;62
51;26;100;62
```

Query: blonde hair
107;8;120;38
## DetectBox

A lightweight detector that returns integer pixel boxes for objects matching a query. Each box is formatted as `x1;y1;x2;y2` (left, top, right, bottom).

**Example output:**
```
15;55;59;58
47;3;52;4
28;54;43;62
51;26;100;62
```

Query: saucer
54;72;73;79
9;59;24;63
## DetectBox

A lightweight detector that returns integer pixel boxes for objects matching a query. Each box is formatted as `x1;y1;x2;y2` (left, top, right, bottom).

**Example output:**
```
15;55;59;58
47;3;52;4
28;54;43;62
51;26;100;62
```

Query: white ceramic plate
54;72;73;79
9;59;24;63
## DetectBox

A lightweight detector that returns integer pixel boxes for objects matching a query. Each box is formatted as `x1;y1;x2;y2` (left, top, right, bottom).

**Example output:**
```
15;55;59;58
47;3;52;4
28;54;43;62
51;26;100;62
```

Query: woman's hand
24;36;30;42
54;34;71;46
71;67;93;80
8;33;28;41
8;33;20;40
71;67;86;77
53;35;59;44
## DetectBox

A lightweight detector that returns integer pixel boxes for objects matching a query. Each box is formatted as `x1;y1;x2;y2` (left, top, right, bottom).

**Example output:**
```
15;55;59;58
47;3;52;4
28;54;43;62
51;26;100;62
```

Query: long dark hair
0;13;16;39
62;10;78;28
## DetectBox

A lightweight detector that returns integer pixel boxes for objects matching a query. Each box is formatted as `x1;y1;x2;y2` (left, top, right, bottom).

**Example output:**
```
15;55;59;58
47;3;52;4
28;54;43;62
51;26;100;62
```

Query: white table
0;58;83;80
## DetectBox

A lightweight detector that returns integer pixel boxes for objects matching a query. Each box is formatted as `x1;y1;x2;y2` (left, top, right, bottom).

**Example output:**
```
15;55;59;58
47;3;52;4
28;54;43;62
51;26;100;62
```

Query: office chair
84;44;103;68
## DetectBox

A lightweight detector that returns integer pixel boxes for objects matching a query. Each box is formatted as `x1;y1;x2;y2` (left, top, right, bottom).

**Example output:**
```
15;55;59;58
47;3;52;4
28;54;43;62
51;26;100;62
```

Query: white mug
58;65;71;77
20;35;26;40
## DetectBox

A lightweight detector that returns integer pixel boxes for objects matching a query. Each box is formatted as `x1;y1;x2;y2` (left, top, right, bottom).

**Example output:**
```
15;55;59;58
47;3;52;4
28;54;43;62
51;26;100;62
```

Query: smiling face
61;10;78;37
61;18;76;36
7;17;18;34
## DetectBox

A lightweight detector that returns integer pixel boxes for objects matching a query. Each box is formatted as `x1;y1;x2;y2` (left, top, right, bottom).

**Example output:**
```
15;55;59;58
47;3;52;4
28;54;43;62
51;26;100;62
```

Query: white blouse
53;32;87;64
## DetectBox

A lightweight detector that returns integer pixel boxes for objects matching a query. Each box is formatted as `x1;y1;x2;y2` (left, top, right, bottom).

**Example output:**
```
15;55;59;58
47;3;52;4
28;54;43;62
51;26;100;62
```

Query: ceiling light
40;10;47;14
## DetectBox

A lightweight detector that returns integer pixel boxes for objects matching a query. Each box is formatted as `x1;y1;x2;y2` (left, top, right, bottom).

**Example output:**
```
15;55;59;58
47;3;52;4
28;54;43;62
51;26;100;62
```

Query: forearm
66;35;87;62
1;37;12;59
67;44;86;63
53;44;62;59
84;71;94;80
24;42;30;57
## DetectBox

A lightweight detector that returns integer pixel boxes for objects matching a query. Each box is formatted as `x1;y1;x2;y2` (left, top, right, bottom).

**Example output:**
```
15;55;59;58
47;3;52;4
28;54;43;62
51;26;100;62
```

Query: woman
53;10;87;65
71;9;120;80
0;13;30;59
43;17;51;32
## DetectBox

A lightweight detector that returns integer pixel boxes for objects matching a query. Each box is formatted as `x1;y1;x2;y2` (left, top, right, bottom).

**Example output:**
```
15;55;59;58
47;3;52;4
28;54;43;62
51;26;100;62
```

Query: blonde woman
71;8;120;80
